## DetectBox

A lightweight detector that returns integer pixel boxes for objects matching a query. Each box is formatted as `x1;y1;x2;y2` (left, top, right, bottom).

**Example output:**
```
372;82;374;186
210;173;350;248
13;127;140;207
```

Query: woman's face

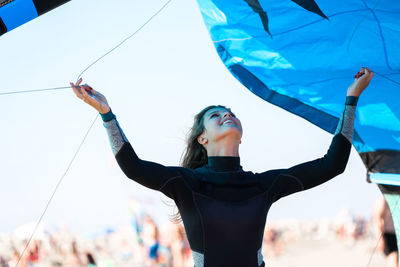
199;107;243;145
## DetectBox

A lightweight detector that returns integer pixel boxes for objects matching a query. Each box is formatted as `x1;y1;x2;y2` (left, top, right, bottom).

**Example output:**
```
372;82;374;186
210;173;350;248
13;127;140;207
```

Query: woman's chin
217;127;242;139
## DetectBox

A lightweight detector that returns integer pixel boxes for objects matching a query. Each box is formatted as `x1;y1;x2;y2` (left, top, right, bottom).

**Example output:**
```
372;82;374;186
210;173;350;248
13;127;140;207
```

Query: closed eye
209;110;236;118
210;113;219;118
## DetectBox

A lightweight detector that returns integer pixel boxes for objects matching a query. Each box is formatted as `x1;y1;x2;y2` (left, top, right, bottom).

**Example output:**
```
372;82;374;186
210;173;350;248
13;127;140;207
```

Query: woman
71;67;373;267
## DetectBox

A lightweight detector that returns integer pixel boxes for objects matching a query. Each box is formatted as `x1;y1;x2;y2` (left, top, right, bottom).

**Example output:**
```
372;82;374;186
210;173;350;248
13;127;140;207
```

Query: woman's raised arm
70;80;183;197
266;68;374;200
101;110;182;193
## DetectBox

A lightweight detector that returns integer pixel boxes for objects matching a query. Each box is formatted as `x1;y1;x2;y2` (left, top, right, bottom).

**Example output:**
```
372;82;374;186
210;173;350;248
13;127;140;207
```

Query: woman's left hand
347;67;374;97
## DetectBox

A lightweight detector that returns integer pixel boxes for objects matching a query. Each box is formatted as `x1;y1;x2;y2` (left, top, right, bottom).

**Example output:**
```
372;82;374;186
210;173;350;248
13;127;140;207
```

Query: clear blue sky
0;0;381;235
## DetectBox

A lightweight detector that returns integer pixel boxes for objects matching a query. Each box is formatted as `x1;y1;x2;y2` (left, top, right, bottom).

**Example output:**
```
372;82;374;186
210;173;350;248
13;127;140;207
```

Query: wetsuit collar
206;156;242;172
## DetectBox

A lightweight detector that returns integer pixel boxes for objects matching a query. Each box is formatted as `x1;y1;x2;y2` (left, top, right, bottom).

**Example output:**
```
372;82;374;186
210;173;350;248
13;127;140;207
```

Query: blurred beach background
0;203;388;266
0;0;391;266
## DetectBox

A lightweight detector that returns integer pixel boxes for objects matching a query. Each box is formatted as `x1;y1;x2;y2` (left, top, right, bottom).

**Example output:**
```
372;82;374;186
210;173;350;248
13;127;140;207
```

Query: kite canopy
196;0;400;260
0;0;69;35
195;0;400;172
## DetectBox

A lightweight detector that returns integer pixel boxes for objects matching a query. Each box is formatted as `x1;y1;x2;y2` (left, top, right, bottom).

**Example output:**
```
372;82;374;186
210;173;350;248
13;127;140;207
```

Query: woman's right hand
70;78;111;114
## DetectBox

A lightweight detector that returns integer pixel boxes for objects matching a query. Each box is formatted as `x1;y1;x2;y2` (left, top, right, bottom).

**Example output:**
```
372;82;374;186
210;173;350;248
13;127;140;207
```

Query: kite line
14;0;172;266
0;86;71;96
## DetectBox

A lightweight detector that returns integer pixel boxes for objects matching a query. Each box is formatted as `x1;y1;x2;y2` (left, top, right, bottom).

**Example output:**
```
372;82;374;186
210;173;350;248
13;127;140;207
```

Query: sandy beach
265;236;386;267
0;216;392;267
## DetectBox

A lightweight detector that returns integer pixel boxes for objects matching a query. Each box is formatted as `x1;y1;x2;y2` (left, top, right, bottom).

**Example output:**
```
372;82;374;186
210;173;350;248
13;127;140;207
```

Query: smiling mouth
221;119;234;125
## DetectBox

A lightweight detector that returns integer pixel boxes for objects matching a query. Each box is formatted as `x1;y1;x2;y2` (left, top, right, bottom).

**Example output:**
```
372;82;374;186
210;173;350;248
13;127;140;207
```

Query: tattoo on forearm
335;104;356;142
103;118;128;155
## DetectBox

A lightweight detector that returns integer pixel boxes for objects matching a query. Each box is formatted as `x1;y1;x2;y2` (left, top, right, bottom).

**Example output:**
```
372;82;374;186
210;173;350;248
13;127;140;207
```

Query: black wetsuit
101;96;358;267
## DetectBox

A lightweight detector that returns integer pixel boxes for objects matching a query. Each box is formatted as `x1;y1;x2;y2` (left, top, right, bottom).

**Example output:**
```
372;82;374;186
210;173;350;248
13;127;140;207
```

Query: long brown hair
169;105;230;223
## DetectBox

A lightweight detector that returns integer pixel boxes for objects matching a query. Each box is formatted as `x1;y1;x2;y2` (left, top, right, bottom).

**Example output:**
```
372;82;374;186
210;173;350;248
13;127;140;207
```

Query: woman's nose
222;111;232;118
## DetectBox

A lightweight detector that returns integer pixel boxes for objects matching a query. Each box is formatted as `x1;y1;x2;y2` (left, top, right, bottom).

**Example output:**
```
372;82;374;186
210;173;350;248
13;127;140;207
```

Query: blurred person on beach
64;241;84;267
0;256;9;267
141;215;162;266
167;223;192;267
354;215;367;240
373;195;398;267
334;208;359;243
9;248;26;267
85;252;96;267
262;224;285;257
71;67;373;266
333;208;367;243
26;240;40;266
